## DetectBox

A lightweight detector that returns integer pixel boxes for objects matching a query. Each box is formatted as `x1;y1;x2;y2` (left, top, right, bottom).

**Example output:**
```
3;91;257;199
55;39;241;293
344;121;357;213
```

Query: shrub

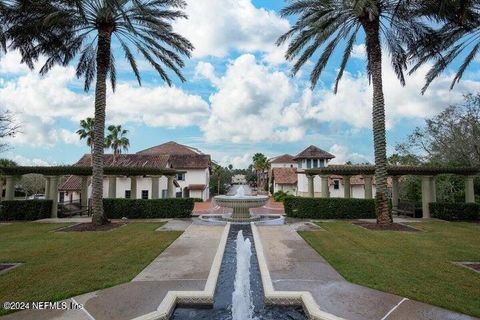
284;197;376;219
273;190;292;202
429;202;479;221
0;200;52;221
103;198;195;219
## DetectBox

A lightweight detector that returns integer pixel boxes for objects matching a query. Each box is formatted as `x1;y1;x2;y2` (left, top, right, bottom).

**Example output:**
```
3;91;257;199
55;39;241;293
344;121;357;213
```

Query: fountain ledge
251;223;345;320
132;223;231;320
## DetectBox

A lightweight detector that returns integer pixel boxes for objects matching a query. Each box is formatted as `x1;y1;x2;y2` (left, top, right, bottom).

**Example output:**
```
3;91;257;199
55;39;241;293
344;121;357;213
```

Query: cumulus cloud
199;54;308;143
0;51;209;146
175;0;289;61
4;153;54;166
328;144;371;164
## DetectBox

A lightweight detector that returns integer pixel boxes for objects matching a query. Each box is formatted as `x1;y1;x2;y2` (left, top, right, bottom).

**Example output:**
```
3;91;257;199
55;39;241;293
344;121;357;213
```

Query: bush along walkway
256;224;478;320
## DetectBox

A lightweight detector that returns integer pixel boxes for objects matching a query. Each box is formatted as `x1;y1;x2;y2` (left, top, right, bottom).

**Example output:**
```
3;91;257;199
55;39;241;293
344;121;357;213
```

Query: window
141;190;149;199
161;190;167;198
125;190;131;198
176;173;185;181
306;159;312;169
313;159;318;168
333;180;340;190
320;159;325;168
298;162;302;169
176;191;182;198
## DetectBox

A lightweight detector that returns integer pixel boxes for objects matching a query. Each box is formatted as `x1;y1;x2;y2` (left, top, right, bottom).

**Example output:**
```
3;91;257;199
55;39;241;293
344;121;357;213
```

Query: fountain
213;185;269;222
231;230;254;320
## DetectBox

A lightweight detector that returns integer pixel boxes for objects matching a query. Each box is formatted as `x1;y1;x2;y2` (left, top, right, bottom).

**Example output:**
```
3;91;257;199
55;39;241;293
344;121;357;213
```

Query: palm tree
5;0;193;225
76;117;95;155
253;153;269;190
407;1;480;93
212;164;224;195
105;124;129;163
277;0;423;224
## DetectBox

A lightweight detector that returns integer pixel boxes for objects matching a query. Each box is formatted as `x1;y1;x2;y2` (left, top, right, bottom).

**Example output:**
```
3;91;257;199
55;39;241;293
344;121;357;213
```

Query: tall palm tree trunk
363;19;392;225
91;29;112;225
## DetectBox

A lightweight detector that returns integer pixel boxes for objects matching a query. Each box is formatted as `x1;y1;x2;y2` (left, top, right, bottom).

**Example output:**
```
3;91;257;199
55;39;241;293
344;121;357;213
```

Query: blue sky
1;0;479;168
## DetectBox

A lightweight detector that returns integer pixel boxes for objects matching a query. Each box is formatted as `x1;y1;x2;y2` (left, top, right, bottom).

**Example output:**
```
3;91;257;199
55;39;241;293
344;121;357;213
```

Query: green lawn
299;221;480;318
0;222;181;316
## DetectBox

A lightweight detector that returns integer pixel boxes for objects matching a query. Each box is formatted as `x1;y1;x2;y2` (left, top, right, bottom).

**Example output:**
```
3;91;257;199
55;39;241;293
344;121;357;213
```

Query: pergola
0;166;186;218
302;165;478;218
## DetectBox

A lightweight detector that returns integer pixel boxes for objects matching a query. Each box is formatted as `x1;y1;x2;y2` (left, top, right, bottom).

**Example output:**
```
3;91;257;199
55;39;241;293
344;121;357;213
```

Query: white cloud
5;153;54;166
106;84;209;128
351;44;366;59
0;51;31;74
199;54;308;143
175;0;290;60
328;144;371;164
219;152;252;169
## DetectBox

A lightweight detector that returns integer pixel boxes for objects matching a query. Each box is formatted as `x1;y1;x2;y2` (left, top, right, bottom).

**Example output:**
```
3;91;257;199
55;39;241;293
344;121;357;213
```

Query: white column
465;175;475;203
108;176;117;198
307;175;314;197
421;176;433;219
343;176;351;198
321;175;330;198
81;176;89;209
167;176;175;198
44;176;51;199
151;176;160;199
130;176;137;199
49;176;59;218
364;175;373;199
5;175;15;200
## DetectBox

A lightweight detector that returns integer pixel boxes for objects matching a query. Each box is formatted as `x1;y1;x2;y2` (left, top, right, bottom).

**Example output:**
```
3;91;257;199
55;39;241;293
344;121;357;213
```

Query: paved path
257;225;478;320
2;224;225;320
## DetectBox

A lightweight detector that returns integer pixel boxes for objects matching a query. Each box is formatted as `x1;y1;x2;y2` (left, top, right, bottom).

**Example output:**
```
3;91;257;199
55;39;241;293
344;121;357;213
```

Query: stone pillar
465;175;475;203
151;176;160;199
421;176;433;219
81;176;88;209
391;176;400;213
49;176;59;218
307;175;314;197
4;175;14;200
44;176;51;199
343;176;351;199
321;175;330;198
108;176;117;198
430;176;437;203
130;176;137;199
364;175;373;199
167;175;175;198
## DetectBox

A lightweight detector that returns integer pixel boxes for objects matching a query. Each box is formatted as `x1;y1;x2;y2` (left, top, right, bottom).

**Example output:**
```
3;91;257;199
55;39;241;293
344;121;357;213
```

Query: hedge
0;200;52;221
103;198;195;219
430;202;479;221
284;197;376;219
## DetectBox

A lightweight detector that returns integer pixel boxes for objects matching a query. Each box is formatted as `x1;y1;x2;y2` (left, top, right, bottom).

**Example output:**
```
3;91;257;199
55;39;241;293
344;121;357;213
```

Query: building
59;141;211;202
270;145;382;198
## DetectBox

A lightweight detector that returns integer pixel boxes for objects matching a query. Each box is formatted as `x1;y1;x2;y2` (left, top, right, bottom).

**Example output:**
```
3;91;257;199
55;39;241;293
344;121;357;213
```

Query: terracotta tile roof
293;145;335;160
270;154;296;164
59;175;87;191
76;154;170;168
136;141;203;155
272;168;297;185
168;154;211;169
188;184;207;190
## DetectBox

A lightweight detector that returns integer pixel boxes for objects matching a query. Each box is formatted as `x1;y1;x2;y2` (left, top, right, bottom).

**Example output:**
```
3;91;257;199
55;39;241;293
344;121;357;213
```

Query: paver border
251;223;344;320
132;223;231;320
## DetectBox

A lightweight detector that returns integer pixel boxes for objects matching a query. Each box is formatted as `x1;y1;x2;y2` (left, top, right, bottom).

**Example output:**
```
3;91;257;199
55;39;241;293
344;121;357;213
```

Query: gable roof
59;175;87;191
137;141;203;155
272;167;298;184
270;154;296;164
293;145;335;160
76;154;170;168
169;154;211;169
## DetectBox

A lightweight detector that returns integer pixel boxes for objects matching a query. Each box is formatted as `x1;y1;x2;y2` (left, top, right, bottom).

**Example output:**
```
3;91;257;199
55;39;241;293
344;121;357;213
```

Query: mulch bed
353;222;419;232
0;264;16;272
459;262;480;272
58;222;126;232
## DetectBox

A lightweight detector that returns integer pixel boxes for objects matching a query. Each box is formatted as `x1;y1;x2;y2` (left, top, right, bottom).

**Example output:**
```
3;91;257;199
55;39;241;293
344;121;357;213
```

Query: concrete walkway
2;224;225;320
257;225;478;320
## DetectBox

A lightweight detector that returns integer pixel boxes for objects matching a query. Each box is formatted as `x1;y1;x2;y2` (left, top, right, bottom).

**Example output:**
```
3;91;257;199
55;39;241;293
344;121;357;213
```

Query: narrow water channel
172;225;306;320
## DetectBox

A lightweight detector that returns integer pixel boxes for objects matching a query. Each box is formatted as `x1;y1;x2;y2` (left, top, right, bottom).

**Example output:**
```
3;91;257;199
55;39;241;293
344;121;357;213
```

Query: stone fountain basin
214;195;269;209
